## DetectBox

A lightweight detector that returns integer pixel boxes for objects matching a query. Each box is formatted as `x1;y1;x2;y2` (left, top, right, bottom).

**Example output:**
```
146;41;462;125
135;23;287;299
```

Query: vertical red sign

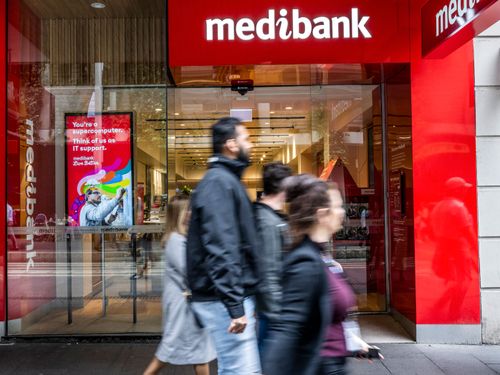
66;113;134;227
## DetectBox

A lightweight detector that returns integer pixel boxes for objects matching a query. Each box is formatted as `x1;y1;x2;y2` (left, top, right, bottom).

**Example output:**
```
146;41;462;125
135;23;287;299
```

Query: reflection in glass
7;0;166;335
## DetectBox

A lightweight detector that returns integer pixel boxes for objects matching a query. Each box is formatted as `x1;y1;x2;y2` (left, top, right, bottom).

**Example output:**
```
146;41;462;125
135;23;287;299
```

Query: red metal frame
0;0;6;325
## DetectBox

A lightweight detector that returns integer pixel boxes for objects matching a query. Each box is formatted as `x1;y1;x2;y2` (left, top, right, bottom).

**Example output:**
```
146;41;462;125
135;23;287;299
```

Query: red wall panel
410;0;480;325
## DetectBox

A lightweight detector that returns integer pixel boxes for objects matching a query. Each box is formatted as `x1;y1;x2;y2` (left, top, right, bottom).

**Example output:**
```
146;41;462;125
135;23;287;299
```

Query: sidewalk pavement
0;341;499;374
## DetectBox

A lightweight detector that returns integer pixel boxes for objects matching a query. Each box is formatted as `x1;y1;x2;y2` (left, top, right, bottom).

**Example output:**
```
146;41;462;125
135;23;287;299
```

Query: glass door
167;83;387;312
311;85;387;312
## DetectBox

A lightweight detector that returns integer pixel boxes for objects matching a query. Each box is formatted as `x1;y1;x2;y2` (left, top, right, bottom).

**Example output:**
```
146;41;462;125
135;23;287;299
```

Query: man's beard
237;148;250;165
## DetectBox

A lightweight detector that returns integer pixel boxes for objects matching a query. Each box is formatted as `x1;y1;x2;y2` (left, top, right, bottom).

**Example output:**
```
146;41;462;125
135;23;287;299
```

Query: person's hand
356;344;384;362
116;188;126;200
228;316;247;334
107;213;117;224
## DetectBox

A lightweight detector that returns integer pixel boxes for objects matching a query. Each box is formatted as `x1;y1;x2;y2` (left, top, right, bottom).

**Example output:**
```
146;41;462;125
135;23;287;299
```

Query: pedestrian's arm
200;180;244;319
256;218;283;317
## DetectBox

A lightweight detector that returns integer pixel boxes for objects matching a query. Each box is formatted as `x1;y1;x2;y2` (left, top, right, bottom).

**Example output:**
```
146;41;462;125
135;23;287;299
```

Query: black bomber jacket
186;155;259;319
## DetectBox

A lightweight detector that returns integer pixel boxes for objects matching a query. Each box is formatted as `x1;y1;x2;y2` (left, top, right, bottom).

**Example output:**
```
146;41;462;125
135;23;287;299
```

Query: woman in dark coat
262;175;346;375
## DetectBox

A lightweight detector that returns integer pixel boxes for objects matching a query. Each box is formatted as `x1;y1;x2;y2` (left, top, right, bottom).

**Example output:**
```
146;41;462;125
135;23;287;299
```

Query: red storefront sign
422;0;500;57
65;113;134;227
168;0;410;66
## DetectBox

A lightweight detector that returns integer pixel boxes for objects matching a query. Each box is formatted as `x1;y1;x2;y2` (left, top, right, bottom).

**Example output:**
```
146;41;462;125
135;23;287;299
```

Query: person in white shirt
79;187;125;226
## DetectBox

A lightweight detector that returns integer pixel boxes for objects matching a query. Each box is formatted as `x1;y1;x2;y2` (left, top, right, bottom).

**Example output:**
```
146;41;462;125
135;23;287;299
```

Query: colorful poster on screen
66;112;134;227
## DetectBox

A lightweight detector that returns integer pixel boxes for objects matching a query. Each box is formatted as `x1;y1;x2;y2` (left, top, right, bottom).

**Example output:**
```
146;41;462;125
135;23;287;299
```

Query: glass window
167;81;388;312
7;0;167;335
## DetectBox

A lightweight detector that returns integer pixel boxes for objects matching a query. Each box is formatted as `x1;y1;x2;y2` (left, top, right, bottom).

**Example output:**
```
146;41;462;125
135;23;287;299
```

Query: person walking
262;174;346;375
144;195;216;375
253;162;292;353
186;117;261;375
318;260;366;375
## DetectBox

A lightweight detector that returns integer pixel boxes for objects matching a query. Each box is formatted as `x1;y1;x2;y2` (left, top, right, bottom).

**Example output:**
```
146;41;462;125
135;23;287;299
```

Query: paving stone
418;346;498;375
487;364;500;374
381;357;445;375
1;342;500;374
373;343;425;358
348;358;391;375
467;345;500;364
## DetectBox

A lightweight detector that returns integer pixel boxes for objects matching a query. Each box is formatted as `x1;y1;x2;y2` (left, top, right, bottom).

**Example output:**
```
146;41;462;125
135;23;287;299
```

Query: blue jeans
192;298;261;375
257;312;269;358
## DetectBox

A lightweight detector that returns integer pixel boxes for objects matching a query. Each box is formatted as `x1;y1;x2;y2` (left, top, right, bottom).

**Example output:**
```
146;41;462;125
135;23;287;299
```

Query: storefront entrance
4;0;414;337
166;67;411;315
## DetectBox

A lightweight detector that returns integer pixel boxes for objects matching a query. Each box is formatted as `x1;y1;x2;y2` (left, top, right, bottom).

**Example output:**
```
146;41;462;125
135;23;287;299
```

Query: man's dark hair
212;117;242;154
263;162;293;196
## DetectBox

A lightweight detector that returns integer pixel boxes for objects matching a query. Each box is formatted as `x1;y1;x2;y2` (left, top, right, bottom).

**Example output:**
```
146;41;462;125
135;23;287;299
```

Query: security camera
231;79;254;96
237;87;249;96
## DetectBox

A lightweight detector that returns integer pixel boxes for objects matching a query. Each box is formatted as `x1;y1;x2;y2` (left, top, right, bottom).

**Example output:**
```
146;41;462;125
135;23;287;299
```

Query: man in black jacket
254;162;292;353
187;117;261;374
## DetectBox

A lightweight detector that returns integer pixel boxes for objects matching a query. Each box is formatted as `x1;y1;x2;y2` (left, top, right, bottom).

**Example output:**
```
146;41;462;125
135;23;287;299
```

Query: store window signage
65;113;134;228
205;8;371;41
422;0;498;56
24;119;37;271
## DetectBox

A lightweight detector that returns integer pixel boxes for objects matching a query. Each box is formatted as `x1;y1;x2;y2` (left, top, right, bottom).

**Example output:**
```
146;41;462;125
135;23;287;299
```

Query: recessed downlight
91;2;106;9
285;106;293;110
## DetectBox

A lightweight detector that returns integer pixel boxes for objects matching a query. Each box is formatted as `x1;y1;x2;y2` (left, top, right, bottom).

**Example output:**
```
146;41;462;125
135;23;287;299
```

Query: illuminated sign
205;8;371;41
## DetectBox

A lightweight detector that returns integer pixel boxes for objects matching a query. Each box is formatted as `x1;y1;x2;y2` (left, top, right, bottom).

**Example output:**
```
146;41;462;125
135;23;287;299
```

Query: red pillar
410;0;481;343
0;0;7;331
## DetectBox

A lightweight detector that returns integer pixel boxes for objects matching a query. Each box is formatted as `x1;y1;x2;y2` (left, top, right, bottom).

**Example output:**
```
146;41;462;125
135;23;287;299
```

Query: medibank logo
435;0;480;37
206;8;372;41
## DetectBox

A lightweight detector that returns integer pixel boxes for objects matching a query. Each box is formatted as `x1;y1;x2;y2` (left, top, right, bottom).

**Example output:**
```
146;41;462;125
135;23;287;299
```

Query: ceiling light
91;2;106;9
265;122;269;125
155;108;162;112
285;106;293;110
174;112;180;116
180;123;185;127
270;111;275;114
186;132;190;135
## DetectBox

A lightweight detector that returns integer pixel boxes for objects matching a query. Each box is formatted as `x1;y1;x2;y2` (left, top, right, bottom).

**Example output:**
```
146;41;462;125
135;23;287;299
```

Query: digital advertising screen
65;112;134;227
